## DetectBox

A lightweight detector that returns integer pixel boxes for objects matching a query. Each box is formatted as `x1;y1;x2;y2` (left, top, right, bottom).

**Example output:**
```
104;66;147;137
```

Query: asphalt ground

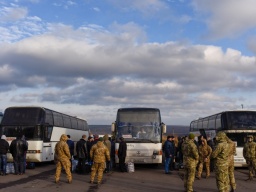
0;162;256;192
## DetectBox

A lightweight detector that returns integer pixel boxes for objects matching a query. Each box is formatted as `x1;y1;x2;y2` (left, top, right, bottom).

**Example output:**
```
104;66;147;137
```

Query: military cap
99;137;103;141
188;133;195;139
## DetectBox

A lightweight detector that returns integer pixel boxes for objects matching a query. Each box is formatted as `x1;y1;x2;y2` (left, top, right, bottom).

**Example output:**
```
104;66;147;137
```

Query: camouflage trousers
247;159;256;178
55;159;72;183
197;160;210;178
184;166;196;192
215;165;230;192
90;162;105;183
228;162;236;190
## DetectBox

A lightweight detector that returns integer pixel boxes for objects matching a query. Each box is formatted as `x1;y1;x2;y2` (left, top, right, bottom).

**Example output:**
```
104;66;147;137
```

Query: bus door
42;126;53;161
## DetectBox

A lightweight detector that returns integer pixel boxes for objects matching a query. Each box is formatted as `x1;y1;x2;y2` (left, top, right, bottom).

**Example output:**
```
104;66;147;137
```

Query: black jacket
0;139;10;154
76;139;88;159
9;139;28;158
118;141;127;158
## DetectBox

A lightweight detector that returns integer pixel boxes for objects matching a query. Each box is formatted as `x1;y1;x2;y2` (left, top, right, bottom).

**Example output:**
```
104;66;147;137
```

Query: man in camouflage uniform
196;138;212;179
90;137;110;184
54;134;72;184
243;135;256;181
211;132;230;192
182;133;199;192
226;136;236;192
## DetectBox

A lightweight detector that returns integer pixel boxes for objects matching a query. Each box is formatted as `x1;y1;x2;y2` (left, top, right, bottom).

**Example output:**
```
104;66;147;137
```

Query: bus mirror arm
111;122;115;132
161;123;166;134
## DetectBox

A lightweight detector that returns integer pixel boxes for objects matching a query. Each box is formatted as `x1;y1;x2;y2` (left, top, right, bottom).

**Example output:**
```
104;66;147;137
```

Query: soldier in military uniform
226;137;236;192
54;134;72;184
211;131;230;192
196;138;212;179
243;135;256;181
182;133;199;192
90;137;110;184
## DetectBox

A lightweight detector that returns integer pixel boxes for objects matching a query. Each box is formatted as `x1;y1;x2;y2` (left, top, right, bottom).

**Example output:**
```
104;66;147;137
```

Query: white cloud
192;0;256;39
0;6;27;22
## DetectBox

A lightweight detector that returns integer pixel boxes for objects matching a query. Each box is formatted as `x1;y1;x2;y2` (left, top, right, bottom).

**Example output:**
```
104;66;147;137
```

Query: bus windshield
1;125;44;140
116;110;161;142
227;111;256;129
226;132;256;147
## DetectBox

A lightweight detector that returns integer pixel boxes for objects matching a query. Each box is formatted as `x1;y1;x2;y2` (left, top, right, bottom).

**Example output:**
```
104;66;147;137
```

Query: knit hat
1;135;7;140
188;133;195;139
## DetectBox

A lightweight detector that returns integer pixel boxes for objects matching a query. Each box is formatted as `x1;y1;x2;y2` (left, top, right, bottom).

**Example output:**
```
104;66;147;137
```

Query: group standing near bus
2;107;256;191
178;131;256;192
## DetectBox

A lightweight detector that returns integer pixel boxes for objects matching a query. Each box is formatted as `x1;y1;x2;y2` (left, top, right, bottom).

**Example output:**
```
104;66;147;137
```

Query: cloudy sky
1;0;256;126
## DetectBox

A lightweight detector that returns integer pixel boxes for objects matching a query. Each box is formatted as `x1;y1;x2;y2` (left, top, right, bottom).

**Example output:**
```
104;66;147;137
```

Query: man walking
0;135;10;176
90;137;110;184
243;135;256;181
54;134;72;184
211;132;230;192
182;133;199;192
76;135;88;174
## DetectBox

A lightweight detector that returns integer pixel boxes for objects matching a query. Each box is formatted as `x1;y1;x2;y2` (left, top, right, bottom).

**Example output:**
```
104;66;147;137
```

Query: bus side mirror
111;122;116;132
161;123;166;134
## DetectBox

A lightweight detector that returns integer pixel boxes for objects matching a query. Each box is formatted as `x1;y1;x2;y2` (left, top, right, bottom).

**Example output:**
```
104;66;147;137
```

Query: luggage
75;161;92;174
26;162;35;169
84;161;92;173
72;159;78;172
6;163;15;174
127;162;135;173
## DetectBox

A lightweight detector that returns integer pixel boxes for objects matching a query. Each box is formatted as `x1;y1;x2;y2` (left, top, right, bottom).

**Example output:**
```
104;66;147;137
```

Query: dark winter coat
0;139;9;154
76;139;88;159
118;141;127;158
9;138;28;158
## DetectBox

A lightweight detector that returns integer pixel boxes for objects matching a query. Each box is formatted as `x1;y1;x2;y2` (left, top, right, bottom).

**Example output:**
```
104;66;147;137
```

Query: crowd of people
0;134;28;176
163;132;256;192
54;133;126;185
1;131;256;191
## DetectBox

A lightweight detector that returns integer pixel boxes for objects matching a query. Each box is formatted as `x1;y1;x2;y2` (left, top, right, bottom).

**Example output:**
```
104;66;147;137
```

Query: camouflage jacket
243;141;256;160
90;141;110;163
198;140;212;163
55;134;71;161
211;140;229;167
182;139;199;168
227;139;236;164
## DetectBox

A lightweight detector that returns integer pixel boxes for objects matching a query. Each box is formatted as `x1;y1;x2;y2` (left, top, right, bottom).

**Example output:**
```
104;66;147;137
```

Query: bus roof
3;106;87;121
190;109;256;122
117;107;160;112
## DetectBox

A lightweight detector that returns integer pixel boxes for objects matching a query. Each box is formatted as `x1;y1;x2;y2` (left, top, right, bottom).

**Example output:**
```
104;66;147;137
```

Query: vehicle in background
111;108;166;165
0;112;3;124
190;110;256;167
0;106;89;163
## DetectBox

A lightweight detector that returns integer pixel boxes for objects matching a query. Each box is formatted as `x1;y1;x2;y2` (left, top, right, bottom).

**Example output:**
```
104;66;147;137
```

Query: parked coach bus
0;106;89;163
190;110;256;167
111;108;166;165
0;112;3;124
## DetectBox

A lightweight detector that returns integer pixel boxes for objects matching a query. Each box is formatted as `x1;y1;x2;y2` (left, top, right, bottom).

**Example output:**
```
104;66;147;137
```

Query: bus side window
44;126;53;142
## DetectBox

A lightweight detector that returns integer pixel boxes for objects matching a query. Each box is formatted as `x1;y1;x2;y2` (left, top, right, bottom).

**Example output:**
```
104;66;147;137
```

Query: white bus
0;106;89;163
190;110;256;167
111;108;166;164
0;112;3;124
